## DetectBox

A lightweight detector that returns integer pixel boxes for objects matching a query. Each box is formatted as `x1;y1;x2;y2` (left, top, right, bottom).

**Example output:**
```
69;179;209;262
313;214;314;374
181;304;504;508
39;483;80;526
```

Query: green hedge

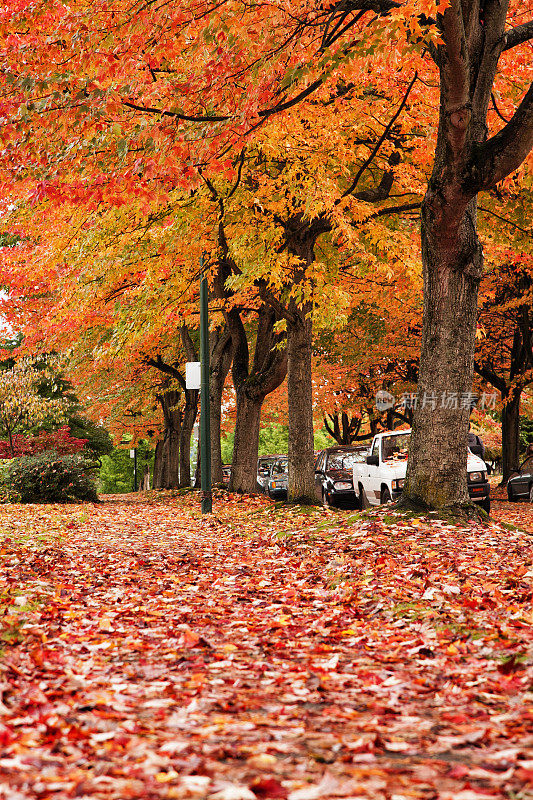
7;451;98;503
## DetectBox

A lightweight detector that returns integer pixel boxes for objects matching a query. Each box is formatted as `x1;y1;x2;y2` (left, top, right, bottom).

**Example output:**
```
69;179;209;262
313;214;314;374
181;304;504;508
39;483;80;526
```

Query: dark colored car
267;458;288;500
507;455;533;502
314;446;368;507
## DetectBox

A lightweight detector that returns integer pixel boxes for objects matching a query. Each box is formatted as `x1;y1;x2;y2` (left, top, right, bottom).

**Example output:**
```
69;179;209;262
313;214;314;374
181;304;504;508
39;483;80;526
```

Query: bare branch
371;201;421;219
478;206;533;237
472;82;533;190
342;72;417;198
503;20;533;51
147;356;186;390
123;100;229;122
491;92;510;123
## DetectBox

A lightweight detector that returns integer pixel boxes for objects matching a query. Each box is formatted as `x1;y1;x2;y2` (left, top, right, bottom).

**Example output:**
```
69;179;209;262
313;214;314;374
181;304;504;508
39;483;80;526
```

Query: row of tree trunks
149;322;234;491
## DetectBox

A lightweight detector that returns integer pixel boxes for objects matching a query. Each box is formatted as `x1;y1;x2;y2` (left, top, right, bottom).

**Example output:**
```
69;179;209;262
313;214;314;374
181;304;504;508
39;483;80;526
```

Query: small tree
0;358;67;456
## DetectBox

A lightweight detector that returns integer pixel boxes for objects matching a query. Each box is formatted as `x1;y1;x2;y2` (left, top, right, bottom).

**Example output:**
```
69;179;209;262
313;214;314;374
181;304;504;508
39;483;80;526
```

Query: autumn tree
0;191;239;486
204;75;425;501
402;1;533;512
0;0;429;504
0;358;67;456
314;269;421;443
2;0;531;511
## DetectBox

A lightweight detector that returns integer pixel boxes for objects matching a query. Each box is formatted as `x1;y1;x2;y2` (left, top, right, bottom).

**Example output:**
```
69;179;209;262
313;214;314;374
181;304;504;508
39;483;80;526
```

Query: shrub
0;479;20;504
8;451;99;503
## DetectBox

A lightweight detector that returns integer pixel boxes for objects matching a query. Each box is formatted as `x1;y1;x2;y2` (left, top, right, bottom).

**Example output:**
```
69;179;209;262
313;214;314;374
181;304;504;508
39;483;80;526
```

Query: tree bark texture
210;327;234;485
152;439;165;489
286;302;315;503
282;218;325;504
230;391;263;493
404;0;533;510
158;388;182;489
179;389;198;488
501;390;521;485
405;198;482;508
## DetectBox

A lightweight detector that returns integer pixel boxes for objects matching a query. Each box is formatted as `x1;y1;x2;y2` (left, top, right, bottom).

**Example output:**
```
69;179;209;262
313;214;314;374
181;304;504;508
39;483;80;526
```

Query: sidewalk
0;496;532;799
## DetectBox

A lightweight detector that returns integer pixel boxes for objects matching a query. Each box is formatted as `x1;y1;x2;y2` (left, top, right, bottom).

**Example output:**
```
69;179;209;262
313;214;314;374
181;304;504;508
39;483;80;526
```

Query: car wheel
529;484;533;504
359;484;370;510
480;497;490;515
322;489;330;507
381;487;392;504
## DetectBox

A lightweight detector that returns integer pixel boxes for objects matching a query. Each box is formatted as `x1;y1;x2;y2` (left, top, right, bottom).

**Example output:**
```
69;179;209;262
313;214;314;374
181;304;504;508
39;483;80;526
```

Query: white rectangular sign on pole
186;361;201;390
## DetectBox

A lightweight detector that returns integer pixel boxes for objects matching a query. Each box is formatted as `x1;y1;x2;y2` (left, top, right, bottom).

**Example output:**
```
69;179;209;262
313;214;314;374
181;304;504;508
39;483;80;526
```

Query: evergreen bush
8;451;98;503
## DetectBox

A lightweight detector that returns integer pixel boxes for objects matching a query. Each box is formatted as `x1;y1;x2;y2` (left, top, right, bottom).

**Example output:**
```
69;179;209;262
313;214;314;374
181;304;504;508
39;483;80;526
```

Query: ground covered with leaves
0;493;532;800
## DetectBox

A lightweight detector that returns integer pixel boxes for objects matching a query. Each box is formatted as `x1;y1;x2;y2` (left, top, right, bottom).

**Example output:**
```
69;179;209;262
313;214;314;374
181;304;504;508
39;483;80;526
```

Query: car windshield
327;452;363;470
382;433;410;461
519;456;533;473
271;461;288;476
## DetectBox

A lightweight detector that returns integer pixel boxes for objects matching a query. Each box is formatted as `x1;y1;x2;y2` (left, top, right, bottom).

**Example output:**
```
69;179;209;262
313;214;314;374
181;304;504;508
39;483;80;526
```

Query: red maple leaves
0;493;531;798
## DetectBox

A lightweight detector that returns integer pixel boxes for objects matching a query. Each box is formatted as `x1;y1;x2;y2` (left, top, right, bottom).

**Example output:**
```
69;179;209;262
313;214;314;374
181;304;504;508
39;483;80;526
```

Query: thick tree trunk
286;303;315;504
152;440;165;489
194;441;201;489
230;391;263;493
404;197;483;510
402;0;533;511
501;390;521;485
179;389;198;488
210;385;224;485
210;329;233;485
159;389;181;489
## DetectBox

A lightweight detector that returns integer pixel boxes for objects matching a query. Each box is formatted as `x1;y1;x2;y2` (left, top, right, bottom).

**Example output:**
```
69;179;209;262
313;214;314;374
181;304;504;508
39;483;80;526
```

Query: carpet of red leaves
0;492;532;800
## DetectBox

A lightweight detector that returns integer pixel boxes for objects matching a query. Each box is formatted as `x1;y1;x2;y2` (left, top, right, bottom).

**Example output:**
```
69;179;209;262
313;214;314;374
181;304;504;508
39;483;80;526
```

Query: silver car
267;458;288;499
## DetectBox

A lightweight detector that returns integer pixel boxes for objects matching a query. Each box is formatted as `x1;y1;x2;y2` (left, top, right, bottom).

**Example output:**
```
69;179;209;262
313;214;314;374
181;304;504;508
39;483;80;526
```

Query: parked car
314;446;368;507
352;429;491;514
257;455;283;492
267;458;288;500
507;455;533;501
222;465;231;484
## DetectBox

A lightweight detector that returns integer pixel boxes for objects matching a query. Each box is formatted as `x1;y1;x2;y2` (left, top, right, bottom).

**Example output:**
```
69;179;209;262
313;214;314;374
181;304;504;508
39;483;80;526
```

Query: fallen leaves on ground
0;492;532;800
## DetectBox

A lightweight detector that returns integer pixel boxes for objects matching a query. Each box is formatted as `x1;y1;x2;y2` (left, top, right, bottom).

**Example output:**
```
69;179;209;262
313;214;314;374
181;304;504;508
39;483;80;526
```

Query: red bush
0;426;87;458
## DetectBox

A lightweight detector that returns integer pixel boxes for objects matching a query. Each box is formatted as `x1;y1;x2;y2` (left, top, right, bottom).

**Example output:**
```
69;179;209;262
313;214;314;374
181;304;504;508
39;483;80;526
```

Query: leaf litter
0;492;531;800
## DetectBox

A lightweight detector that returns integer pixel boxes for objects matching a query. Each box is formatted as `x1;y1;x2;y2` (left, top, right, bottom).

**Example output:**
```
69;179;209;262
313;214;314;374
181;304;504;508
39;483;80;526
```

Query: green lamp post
200;258;212;514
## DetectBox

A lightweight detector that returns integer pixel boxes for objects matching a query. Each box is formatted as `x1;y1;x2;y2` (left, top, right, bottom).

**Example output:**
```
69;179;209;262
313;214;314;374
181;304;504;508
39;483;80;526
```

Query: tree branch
472;81;533;190
180;325;198;362
478;206;533;237
342;72;417;198
147;356;186;390
474;360;506;394
503;20;533;51
123;100;229;123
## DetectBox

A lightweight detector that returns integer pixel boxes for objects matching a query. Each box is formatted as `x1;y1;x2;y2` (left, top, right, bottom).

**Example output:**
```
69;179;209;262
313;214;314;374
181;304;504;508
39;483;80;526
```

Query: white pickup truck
352;429;490;513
